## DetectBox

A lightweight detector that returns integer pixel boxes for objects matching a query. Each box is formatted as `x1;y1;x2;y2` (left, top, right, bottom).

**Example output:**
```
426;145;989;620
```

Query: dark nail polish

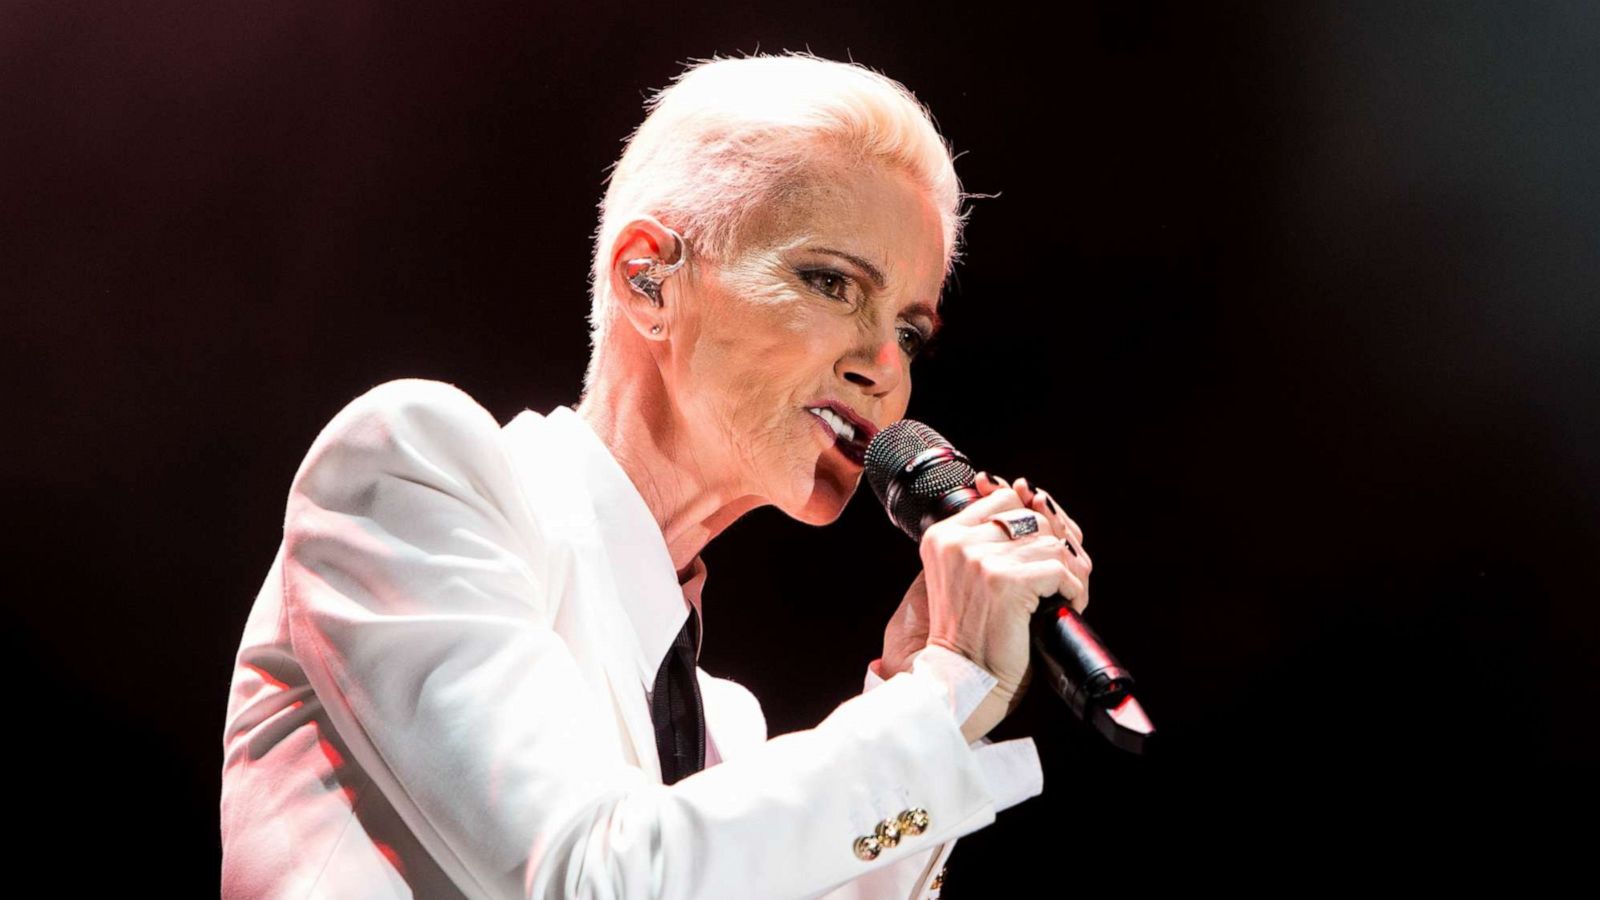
1065;540;1079;557
1045;496;1058;515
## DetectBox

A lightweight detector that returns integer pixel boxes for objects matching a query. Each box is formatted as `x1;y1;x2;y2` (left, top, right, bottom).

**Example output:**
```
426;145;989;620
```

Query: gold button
853;835;883;861
930;866;947;889
897;807;930;836
875;817;903;848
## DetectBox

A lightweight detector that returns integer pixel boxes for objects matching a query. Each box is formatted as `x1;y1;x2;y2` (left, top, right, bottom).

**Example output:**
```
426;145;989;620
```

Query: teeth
807;407;857;443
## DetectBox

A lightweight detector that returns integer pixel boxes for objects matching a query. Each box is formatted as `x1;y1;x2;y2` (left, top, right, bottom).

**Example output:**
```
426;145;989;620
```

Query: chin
793;466;858;525
794;500;847;527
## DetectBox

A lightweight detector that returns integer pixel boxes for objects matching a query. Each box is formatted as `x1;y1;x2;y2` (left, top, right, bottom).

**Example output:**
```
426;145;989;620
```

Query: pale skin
576;159;1093;743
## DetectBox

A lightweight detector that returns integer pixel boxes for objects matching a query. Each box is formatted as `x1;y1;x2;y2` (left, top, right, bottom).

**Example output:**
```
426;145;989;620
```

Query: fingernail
1065;540;1079;557
1044;496;1058;515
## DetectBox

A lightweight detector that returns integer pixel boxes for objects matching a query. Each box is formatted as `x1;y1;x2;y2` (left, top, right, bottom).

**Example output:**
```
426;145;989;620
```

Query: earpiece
624;228;688;309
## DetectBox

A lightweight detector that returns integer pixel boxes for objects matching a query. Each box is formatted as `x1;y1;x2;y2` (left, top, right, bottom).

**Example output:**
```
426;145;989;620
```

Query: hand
878;569;932;685
992;473;1092;598
876;473;1094;681
922;471;1092;741
878;531;1030;745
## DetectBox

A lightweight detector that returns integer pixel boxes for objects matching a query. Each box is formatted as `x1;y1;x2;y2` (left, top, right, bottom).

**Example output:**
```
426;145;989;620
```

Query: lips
812;403;876;464
806;400;878;441
806;408;870;466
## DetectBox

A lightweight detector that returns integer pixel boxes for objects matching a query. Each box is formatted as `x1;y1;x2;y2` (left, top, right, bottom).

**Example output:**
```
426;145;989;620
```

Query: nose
836;326;905;398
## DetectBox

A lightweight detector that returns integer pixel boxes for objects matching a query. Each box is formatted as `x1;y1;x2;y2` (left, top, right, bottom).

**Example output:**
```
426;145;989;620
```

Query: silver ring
989;510;1041;540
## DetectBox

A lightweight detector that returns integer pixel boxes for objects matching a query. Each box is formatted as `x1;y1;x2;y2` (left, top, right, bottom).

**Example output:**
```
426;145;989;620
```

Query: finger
1031;487;1084;548
1018;480;1066;544
978;508;1053;544
1053;563;1089;615
973;471;1001;498
1013;557;1088;615
1018;482;1078;555
992;531;1069;562
946;482;1027;527
1013;476;1035;506
1059;543;1091;612
1062;544;1091;585
1078;547;1092;575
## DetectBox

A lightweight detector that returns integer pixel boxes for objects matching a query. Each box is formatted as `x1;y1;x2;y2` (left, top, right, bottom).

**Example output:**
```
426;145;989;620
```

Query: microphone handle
1030;595;1149;754
925;487;1154;754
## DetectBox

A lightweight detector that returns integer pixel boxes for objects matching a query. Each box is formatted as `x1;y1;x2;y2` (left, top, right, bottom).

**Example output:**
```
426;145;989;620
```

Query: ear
609;215;685;341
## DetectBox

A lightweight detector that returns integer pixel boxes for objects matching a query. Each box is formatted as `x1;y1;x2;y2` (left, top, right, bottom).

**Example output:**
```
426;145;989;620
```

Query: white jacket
220;378;1044;899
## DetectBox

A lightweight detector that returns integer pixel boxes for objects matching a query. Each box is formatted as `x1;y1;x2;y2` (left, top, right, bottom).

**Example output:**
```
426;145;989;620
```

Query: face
657;162;947;525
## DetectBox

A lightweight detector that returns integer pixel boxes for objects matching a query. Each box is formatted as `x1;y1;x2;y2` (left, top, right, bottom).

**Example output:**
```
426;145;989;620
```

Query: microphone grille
864;418;977;542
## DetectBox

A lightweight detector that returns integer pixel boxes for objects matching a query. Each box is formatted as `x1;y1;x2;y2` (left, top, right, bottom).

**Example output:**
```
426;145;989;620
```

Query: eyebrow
812;246;945;336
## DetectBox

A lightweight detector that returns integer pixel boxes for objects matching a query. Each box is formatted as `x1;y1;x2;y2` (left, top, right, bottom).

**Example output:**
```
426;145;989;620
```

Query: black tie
651;605;705;785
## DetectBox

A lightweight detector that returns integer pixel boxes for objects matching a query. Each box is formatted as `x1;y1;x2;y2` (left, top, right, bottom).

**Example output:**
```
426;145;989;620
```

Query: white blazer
220;378;1044;899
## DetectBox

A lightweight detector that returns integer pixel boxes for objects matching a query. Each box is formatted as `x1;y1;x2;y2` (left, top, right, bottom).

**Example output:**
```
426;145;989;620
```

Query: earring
650;323;663;335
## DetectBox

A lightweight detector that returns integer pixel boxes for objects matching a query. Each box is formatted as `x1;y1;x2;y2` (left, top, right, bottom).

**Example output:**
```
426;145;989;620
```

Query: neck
576;365;766;575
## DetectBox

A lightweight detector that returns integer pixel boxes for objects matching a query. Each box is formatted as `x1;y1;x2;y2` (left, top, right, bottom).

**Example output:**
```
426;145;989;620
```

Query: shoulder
305;378;499;458
289;378;512;508
282;378;555;607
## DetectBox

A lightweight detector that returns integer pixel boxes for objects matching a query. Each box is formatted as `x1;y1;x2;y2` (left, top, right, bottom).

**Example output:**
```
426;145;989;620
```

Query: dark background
5;0;1595;891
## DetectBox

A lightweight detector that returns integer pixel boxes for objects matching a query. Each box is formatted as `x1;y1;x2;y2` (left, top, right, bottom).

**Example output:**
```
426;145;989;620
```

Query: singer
220;51;1091;899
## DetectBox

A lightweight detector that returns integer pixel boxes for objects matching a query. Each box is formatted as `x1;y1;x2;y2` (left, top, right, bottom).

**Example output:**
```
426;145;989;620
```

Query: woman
221;52;1091;899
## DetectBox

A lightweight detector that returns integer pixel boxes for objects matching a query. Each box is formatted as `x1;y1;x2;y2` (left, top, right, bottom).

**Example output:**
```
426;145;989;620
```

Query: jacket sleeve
864;653;1045;818
811;656;1044;900
281;379;1025;900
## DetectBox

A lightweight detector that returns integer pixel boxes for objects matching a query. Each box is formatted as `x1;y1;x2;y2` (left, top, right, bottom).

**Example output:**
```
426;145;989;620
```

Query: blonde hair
582;50;975;399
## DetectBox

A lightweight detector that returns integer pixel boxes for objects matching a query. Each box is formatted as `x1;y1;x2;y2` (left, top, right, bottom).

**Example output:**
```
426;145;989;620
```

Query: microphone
864;418;1154;755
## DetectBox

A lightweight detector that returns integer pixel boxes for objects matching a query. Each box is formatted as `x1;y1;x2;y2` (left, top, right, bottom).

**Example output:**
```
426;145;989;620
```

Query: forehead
742;162;948;294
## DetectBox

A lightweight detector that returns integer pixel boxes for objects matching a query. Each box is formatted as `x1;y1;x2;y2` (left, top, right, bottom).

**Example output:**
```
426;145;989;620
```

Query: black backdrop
5;1;1595;891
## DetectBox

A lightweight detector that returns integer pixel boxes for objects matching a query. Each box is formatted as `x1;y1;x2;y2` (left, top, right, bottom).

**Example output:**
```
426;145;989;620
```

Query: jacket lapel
500;408;665;785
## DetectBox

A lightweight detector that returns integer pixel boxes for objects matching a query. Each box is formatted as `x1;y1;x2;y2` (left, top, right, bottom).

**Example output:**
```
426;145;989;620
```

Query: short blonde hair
582;51;973;398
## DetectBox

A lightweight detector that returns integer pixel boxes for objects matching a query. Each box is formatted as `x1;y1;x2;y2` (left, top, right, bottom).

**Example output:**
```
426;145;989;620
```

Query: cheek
676;301;800;447
682;267;854;452
688;309;803;393
717;321;849;466
692;288;829;387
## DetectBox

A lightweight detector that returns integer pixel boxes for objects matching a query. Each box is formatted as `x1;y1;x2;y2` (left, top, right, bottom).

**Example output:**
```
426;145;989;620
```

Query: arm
282;379;1024;900
709;652;1043;900
864;652;1044;818
806;655;1042;900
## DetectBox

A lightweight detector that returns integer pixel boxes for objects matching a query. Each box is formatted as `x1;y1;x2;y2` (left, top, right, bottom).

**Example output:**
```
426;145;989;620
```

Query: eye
798;267;856;303
800;266;935;360
898;325;931;358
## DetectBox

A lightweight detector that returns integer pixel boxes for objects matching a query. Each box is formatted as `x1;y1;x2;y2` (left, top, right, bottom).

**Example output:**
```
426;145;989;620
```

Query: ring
988;509;1041;540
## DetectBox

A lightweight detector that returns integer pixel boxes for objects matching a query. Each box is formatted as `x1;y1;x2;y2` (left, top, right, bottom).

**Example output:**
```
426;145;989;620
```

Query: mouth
804;404;874;467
